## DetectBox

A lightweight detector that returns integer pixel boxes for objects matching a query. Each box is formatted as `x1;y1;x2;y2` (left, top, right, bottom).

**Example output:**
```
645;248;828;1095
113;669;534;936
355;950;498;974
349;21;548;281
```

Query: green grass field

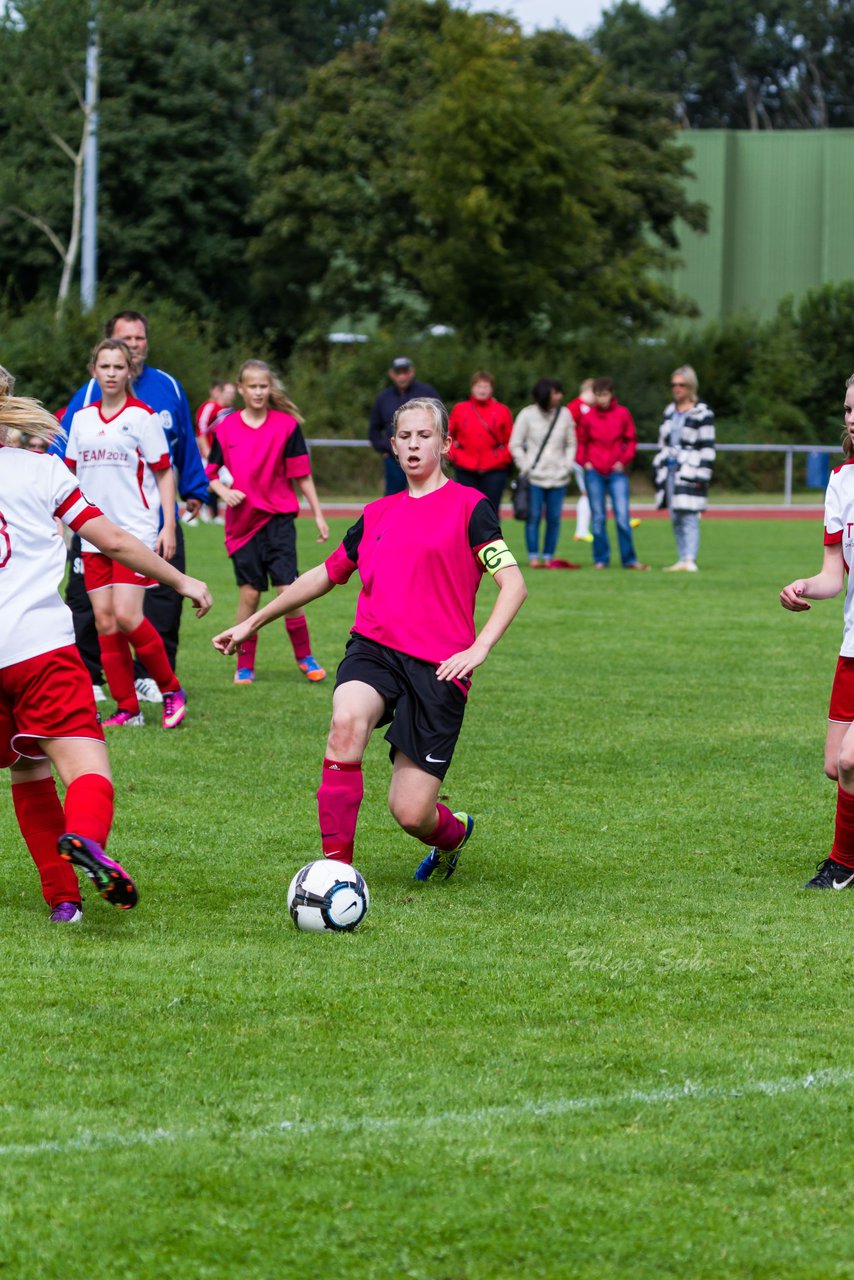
1;512;852;1279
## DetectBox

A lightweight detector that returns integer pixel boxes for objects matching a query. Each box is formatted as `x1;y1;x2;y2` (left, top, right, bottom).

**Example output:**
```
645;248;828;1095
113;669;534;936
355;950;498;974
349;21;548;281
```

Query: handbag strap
528;406;562;472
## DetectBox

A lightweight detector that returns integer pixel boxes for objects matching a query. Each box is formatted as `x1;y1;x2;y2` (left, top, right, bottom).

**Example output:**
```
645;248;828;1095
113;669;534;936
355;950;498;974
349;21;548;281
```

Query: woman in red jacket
448;370;513;512
575;377;648;570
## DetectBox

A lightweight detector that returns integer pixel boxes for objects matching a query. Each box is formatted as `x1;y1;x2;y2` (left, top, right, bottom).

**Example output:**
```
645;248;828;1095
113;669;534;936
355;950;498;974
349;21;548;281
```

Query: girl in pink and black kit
206;360;329;684
213;398;527;882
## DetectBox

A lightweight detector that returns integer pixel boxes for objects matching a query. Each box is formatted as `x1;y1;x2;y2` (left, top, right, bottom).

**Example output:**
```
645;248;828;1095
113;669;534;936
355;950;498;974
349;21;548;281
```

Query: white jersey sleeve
825;467;845;541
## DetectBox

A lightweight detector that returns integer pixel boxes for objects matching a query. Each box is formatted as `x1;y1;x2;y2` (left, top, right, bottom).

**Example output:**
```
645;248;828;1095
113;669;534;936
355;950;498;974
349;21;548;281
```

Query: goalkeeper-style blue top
53;364;210;514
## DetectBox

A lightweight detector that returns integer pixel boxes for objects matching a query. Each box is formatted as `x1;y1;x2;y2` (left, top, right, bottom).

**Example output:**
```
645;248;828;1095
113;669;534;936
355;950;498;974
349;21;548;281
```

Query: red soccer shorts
0;645;105;768
829;655;854;722
82;551;156;591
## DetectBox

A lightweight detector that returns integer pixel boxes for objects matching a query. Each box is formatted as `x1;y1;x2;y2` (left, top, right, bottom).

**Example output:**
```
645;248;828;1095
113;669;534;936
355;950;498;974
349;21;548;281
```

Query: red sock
420;803;465;851
237;634;258;673
126;619;180;693
832;784;854;868
286;614;311;661
317;758;363;864
64;774;115;849
99;632;138;712
12;777;81;907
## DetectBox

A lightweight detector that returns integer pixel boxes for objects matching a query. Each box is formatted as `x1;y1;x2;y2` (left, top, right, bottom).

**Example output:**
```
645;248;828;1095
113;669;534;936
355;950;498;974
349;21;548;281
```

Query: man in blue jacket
56;310;210;700
368;356;441;495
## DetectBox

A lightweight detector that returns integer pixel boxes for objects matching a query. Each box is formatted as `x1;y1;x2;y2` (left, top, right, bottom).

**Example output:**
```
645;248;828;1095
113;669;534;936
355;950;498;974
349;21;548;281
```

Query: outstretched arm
436;565;527;681
780;542;845;611
78;514;212;616
212;562;335;654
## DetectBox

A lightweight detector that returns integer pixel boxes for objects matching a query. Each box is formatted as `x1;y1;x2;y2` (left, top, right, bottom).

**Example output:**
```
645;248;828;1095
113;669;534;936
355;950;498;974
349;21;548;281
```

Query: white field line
1;1067;850;1161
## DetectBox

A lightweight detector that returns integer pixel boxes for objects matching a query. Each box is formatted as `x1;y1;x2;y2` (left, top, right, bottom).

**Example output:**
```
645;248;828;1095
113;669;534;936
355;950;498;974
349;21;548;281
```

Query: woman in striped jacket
652;365;716;572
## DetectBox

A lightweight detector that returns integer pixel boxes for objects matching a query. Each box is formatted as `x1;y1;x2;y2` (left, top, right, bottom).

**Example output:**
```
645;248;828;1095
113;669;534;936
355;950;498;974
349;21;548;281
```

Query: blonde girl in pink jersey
66;339;189;730
0;373;211;923
206;359;329;685
213;398;527;883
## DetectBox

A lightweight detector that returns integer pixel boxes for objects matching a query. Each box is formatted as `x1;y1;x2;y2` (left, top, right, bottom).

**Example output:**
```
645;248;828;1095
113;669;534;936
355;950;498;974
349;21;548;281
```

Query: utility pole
80;1;99;312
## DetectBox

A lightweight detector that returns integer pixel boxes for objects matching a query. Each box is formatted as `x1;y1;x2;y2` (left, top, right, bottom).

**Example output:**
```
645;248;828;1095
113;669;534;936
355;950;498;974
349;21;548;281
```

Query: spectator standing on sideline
195;379;236;523
55;310;210;703
575;377;648;571
566;379;594;543
448;370;513;511
509;378;576;569
651;365;716;572
369;357;440;496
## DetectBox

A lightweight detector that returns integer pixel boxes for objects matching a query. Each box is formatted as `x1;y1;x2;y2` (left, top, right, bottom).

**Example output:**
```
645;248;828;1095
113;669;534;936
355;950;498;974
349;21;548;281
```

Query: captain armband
477;540;517;576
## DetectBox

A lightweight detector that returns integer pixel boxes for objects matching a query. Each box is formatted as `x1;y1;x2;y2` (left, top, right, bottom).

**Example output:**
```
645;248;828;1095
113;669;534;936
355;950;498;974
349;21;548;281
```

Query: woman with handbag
448;370;514;512
509;378;576;568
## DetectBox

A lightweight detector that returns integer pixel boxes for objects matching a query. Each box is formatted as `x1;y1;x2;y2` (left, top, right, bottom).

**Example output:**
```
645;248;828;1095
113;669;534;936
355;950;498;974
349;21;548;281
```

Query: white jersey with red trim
65;396;172;553
824;460;854;656
0;448;102;668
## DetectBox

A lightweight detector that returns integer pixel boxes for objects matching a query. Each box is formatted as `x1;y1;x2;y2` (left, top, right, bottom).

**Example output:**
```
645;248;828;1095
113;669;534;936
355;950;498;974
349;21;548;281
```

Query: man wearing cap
368;357;442;495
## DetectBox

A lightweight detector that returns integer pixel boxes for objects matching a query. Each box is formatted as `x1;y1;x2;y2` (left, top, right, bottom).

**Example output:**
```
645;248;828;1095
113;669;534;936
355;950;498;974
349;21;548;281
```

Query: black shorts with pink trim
0;644;104;768
829;655;854;722
231;515;298;592
335;633;470;780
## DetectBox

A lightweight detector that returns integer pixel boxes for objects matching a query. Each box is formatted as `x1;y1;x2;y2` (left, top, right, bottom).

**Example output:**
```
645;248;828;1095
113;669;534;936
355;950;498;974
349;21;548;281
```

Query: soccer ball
287;860;370;933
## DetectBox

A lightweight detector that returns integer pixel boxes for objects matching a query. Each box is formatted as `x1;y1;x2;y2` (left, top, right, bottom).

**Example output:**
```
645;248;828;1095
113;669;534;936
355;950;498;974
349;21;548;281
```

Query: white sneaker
135;677;163;703
92;683;107;703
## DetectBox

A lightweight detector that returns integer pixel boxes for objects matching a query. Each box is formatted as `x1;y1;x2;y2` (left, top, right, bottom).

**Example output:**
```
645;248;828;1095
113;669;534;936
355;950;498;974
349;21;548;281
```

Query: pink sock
286;614;311;661
317;758;363;864
420;803;465;851
237;633;258;673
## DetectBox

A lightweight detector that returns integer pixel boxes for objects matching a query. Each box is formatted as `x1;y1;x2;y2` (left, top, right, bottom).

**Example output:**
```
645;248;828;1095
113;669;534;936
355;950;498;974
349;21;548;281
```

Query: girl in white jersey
213;399;527;883
0;373;212;923
66;339;189;729
781;373;854;889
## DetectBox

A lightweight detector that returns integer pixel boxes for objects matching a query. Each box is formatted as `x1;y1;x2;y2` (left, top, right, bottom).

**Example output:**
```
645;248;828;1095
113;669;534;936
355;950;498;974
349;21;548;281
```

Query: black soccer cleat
803;857;854;890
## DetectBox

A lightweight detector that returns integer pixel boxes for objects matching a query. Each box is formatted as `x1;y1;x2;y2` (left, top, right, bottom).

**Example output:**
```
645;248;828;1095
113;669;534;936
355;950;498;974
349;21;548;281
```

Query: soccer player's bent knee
388;796;433;837
826;761;840;781
327;710;369;757
838;753;854;785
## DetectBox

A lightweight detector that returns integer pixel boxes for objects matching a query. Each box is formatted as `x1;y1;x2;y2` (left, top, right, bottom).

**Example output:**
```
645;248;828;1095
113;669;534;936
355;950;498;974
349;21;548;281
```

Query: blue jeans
526;484;566;561
585;469;638;567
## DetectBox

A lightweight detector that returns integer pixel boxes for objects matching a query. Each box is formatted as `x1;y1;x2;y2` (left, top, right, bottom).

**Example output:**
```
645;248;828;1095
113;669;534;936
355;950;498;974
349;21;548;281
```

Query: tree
0;0;96;316
187;0;387;103
593;0;854;129
249;0;704;352
0;0;259;326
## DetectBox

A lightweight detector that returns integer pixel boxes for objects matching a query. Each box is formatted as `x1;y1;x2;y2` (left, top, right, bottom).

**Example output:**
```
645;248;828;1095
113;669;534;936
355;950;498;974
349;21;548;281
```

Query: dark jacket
368;381;441;455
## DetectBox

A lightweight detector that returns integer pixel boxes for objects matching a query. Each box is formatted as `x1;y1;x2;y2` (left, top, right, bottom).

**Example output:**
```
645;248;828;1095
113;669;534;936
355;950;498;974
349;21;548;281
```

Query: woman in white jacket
509;379;576;569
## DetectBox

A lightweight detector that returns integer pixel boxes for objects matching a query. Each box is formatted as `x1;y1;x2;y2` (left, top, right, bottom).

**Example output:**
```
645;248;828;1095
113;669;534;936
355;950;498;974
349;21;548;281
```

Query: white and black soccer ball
287;860;370;933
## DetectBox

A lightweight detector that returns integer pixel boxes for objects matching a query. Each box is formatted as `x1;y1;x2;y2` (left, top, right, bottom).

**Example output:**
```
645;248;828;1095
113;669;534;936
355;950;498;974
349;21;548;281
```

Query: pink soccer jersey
0;448;102;667
205;410;312;554
324;481;512;665
65;396;171;553
825;460;854;656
